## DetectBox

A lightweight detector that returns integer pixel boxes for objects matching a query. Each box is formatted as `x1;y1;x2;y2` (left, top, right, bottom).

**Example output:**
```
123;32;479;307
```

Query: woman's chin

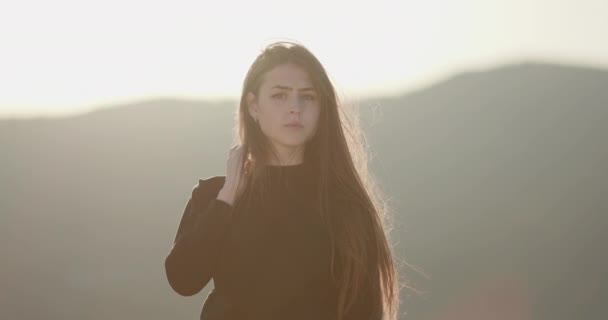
274;139;307;149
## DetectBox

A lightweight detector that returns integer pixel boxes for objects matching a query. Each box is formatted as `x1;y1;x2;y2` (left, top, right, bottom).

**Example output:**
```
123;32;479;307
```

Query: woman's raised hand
217;144;247;206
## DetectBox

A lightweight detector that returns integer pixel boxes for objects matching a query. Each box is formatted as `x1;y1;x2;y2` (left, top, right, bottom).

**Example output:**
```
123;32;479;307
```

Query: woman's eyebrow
271;85;315;92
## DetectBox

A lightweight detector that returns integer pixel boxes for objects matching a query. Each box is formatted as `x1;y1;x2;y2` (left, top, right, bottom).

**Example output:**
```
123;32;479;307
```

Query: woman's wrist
217;187;235;206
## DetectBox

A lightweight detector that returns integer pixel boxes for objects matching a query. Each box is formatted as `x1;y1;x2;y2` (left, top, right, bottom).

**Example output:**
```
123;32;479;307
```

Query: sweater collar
261;160;315;184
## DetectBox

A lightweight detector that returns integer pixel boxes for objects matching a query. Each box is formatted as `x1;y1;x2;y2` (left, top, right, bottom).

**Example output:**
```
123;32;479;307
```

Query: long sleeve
165;177;233;296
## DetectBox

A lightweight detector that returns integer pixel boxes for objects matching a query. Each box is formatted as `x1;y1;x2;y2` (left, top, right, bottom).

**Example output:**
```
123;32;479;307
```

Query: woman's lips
285;123;303;128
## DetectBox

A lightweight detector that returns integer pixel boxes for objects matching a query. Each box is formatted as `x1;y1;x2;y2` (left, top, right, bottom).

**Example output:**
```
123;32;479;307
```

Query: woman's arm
164;177;233;296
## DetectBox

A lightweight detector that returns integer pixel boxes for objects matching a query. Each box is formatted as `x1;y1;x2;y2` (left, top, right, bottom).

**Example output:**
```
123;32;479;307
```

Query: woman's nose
288;97;304;113
289;106;302;114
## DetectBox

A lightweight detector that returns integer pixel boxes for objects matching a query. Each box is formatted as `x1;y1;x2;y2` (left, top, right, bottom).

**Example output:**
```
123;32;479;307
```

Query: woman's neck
266;143;305;166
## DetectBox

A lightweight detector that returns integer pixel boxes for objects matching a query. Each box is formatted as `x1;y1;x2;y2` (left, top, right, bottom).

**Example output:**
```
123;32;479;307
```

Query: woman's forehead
261;64;313;90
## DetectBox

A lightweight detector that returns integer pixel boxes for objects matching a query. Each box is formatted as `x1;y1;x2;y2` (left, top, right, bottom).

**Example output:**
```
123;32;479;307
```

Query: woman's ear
246;92;258;120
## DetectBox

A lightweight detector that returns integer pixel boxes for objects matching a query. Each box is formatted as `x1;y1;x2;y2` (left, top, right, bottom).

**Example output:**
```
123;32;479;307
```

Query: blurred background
1;1;607;319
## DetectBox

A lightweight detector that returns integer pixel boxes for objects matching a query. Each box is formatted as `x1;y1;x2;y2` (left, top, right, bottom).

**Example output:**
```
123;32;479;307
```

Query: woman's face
247;63;320;154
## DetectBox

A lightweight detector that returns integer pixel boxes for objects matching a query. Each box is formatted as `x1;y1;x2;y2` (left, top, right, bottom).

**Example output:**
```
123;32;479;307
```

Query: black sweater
164;161;377;320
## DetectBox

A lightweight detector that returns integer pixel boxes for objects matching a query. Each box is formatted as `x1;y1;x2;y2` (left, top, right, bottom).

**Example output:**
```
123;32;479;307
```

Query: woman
165;41;400;320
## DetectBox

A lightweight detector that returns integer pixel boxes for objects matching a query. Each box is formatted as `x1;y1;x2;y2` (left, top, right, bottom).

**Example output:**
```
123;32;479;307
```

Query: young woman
165;41;400;320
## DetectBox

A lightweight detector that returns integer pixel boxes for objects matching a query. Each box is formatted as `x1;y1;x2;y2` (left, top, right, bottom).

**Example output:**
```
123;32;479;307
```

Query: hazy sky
1;0;606;118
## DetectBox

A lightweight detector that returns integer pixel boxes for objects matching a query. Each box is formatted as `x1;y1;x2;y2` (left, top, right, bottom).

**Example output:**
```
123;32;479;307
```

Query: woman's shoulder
191;175;226;200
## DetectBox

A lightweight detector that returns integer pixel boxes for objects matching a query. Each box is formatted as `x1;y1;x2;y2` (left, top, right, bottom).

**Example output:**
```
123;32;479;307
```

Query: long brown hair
233;40;401;320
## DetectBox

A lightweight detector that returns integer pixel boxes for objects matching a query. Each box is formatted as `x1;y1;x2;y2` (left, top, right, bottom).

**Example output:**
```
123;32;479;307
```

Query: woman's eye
271;93;316;101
